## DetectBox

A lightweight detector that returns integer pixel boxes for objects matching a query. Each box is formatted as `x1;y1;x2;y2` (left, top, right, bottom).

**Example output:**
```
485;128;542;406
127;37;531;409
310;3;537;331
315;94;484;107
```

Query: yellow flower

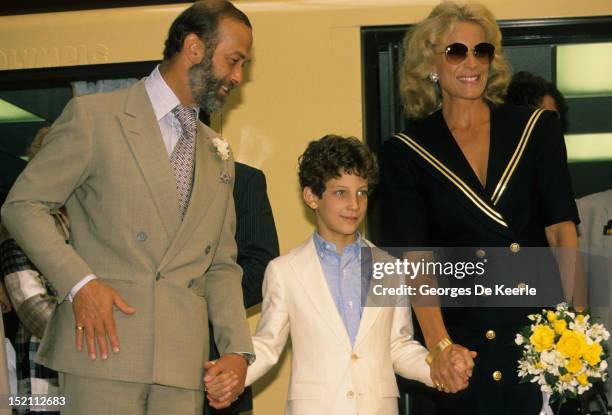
535;361;545;369
557;330;586;358
583;343;603;366
576;372;589;385
566;357;583;373
530;325;555;352
553;319;568;335
576;315;585;324
547;311;557;322
559;374;572;383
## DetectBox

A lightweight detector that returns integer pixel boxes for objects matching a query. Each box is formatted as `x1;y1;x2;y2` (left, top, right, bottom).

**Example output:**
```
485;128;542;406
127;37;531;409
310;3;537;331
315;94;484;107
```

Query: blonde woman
379;2;579;414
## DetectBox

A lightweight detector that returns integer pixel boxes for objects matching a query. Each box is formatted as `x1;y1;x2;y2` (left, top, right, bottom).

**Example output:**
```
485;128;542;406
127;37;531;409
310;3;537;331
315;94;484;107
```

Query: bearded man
1;1;254;413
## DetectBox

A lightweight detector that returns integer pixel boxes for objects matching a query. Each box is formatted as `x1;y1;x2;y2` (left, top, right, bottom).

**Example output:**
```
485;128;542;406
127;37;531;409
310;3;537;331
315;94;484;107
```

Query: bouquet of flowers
516;303;609;410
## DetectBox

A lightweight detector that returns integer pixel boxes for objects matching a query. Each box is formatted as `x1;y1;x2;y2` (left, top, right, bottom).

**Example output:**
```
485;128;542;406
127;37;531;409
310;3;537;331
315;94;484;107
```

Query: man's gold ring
76;325;85;331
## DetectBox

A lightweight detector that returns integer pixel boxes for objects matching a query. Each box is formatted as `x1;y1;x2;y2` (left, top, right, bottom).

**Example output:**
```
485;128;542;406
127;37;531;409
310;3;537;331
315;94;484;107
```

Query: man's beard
188;56;228;114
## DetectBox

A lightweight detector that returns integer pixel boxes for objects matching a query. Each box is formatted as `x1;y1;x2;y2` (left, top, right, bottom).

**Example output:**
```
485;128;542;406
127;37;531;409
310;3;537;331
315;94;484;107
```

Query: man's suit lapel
159;123;223;269
291;238;352;351
118;82;226;269
118;81;181;241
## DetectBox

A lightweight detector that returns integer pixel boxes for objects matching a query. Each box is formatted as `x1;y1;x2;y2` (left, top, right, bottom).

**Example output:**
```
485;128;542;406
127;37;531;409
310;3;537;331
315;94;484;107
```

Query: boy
208;135;433;414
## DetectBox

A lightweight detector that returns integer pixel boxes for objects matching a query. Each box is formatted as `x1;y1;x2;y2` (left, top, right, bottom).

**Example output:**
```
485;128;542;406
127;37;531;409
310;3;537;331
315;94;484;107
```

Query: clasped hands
203;354;248;409
430;343;477;394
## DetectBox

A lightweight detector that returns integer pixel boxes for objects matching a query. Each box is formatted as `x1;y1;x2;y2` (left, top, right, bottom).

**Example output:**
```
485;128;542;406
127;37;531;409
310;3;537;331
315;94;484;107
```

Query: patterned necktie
171;105;197;218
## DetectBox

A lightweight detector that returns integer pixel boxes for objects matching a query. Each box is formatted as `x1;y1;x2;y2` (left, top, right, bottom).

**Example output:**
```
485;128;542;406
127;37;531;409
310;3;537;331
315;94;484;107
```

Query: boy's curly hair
298;135;379;198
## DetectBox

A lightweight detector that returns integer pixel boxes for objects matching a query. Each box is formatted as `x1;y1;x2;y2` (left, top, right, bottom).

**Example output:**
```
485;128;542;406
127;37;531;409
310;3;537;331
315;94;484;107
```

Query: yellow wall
1;1;611;413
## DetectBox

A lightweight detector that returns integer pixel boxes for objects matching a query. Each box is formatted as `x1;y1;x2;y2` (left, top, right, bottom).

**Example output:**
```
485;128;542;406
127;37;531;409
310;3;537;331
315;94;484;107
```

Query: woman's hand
430;344;476;393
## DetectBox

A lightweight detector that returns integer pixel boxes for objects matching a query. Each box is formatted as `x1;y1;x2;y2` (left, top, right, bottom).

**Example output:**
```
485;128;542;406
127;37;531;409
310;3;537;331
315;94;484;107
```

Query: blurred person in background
577;189;612;409
506;70;569;132
0;127;61;414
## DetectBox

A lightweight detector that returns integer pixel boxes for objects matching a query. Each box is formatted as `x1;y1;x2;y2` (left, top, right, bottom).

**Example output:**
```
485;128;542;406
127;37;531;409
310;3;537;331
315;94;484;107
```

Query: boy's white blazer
246;236;432;415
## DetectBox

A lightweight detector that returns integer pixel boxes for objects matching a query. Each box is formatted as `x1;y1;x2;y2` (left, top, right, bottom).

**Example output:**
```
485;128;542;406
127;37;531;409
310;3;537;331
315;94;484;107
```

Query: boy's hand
204;354;247;409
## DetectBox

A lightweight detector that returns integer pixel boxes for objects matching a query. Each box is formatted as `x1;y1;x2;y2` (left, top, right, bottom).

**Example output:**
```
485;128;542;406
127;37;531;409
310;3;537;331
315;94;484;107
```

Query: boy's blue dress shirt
313;232;364;346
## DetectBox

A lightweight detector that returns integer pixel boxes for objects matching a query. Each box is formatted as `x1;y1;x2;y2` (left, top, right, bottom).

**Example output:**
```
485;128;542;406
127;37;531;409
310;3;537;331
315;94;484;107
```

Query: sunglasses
437;42;495;65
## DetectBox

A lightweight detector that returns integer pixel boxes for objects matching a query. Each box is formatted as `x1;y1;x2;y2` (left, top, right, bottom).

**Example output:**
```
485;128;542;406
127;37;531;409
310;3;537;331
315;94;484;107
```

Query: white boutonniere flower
211;137;230;161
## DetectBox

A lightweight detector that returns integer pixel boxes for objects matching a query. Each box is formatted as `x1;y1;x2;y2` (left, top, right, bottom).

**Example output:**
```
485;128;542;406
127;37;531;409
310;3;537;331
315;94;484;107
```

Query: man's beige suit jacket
1;80;253;390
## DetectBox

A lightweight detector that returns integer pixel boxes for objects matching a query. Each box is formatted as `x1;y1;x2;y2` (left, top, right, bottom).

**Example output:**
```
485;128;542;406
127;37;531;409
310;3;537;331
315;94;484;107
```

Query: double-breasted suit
245;236;432;415
1;80;253;390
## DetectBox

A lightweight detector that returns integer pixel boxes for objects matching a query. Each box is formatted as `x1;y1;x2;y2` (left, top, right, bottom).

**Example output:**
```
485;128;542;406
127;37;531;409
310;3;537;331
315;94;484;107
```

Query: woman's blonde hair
400;1;511;119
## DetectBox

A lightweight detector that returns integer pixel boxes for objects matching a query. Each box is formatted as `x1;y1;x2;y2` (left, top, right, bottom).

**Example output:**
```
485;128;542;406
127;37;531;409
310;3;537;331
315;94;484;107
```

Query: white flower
557;303;569;312
577;385;591;394
211;137;230;161
588;323;610;342
515;334;524;345
540;350;557;366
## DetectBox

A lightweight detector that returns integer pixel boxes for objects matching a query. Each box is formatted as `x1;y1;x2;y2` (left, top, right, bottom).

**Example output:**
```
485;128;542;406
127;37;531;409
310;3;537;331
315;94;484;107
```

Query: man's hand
72;279;135;360
431;344;476;393
203;354;247;409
